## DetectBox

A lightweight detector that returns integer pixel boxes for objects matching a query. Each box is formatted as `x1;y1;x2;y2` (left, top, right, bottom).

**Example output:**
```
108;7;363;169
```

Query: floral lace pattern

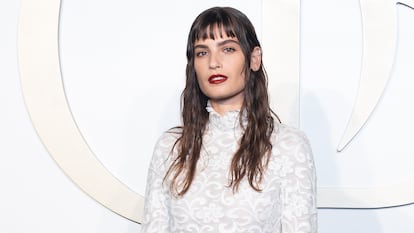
141;107;317;233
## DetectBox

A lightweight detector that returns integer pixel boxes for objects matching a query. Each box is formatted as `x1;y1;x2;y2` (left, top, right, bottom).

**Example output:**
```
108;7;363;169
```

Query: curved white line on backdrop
337;0;398;151
18;0;143;223
330;0;414;208
17;0;414;218
338;0;414;151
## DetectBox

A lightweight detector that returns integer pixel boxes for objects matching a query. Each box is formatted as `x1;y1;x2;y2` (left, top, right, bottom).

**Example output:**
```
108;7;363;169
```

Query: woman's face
193;28;246;114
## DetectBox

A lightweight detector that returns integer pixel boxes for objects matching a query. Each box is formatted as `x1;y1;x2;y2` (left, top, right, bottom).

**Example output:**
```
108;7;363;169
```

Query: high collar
206;101;247;131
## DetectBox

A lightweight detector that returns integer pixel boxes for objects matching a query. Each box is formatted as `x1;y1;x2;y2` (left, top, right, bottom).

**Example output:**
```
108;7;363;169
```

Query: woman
141;6;317;233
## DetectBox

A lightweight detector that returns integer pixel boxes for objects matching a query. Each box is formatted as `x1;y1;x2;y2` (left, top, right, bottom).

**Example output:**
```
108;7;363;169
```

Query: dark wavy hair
164;6;278;196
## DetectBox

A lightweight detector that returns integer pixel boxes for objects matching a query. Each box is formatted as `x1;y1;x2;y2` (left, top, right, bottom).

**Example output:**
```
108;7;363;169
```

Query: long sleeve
279;129;317;233
141;132;177;233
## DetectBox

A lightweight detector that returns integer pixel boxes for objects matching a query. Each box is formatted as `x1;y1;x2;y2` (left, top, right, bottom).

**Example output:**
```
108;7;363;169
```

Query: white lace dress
141;106;317;233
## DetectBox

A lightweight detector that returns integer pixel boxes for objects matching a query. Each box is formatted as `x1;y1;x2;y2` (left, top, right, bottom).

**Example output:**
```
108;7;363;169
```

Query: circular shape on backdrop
18;0;143;223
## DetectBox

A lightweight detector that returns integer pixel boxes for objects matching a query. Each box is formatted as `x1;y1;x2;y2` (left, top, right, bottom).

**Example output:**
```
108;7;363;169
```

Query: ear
250;46;262;71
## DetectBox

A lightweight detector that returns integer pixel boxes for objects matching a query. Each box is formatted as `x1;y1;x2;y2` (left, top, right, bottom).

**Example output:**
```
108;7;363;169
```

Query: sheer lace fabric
141;106;317;233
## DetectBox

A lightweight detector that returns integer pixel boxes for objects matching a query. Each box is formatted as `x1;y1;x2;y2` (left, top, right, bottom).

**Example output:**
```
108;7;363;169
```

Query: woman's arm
280;130;317;233
140;133;174;233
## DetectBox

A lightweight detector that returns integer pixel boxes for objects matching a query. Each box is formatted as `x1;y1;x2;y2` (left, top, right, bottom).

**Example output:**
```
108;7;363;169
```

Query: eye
195;51;208;57
223;47;236;53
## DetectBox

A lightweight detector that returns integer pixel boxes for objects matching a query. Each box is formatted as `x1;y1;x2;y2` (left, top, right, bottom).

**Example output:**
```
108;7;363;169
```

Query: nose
208;51;221;69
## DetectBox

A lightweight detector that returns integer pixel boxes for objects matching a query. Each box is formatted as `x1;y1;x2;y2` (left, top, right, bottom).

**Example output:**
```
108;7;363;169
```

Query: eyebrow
194;39;240;50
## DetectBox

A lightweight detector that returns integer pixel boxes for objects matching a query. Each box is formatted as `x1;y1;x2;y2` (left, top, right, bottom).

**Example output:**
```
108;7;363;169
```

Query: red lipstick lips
208;74;228;84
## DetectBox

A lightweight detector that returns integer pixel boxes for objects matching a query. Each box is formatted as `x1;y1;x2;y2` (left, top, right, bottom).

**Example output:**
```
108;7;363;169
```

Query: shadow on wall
301;91;382;233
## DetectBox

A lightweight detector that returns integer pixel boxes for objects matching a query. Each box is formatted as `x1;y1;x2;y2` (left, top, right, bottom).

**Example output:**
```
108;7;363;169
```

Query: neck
209;100;243;115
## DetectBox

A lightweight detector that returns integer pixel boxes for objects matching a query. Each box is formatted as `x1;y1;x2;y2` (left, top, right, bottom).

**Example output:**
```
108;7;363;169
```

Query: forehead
194;24;237;42
194;35;239;47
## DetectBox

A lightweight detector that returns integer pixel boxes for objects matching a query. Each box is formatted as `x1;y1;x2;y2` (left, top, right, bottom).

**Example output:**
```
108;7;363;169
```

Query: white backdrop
2;0;414;232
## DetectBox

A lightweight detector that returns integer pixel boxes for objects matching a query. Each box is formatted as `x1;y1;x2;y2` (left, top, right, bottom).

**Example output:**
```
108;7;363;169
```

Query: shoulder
270;122;313;164
272;122;311;147
151;127;182;164
154;127;182;149
267;123;315;180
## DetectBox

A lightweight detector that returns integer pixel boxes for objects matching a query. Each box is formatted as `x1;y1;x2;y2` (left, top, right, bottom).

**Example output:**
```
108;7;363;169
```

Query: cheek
194;68;205;89
230;57;246;74
194;62;203;77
